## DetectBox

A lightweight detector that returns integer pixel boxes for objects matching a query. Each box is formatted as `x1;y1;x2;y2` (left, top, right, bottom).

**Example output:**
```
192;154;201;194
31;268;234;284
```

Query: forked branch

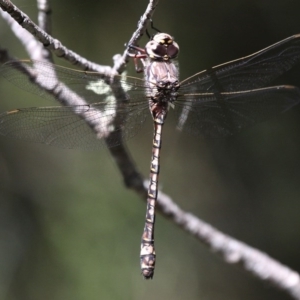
0;0;300;298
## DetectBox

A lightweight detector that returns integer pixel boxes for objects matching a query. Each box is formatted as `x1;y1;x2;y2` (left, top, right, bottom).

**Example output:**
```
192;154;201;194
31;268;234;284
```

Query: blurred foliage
0;0;300;299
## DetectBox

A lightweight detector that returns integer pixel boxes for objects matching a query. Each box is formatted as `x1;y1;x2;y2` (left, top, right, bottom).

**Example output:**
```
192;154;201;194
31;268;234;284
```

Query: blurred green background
1;0;300;299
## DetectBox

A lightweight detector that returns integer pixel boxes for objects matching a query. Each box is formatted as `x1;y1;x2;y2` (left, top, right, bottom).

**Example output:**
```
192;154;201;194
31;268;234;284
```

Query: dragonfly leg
127;44;148;73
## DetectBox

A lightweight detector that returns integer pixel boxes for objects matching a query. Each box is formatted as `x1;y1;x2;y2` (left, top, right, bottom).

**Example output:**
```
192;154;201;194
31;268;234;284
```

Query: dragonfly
1;33;300;279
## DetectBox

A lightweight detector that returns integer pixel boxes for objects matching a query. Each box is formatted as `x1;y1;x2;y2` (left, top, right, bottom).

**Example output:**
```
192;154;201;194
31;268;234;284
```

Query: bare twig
112;0;159;74
109;0;159;191
37;0;51;35
0;6;47;61
154;185;300;299
0;0;145;188
0;0;112;74
0;0;159;74
36;0;52;62
1;0;300;299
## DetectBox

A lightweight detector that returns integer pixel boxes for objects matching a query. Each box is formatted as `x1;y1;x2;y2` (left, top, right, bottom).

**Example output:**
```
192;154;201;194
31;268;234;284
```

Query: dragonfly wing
180;35;300;93
175;85;300;138
0;103;149;150
0;60;150;149
0;59;148;104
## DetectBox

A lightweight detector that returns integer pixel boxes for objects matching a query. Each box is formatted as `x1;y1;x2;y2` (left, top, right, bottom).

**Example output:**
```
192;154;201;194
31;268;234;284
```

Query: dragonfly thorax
145;33;179;61
153;80;179;102
144;37;180;119
145;59;180;106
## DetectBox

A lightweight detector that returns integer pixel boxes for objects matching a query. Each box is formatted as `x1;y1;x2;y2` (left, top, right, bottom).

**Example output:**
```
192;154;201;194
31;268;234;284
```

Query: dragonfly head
145;33;179;61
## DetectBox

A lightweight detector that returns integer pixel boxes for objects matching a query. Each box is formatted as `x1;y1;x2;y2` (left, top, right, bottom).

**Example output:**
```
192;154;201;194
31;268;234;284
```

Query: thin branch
0;6;47;61
112;0;159;74
1;1;300;299
154;185;300;299
108;0;159;192
0;0;146;191
0;0;159;74
0;0;112;74
37;0;51;35
36;0;52;62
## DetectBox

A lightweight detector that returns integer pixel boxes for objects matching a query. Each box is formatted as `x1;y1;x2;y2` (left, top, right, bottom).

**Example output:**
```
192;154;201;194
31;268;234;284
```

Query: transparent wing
175;85;300;138
180;35;300;93
0;59;148;103
0;104;149;150
0;60;150;149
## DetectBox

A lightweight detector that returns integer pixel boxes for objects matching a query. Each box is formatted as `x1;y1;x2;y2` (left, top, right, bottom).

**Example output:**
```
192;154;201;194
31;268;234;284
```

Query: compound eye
152;44;167;57
167;44;179;59
146;34;179;60
146;42;167;59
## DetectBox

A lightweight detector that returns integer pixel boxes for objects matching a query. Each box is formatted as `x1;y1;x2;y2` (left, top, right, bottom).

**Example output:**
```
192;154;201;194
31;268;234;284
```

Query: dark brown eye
145;33;179;60
167;44;179;59
152;44;167;57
